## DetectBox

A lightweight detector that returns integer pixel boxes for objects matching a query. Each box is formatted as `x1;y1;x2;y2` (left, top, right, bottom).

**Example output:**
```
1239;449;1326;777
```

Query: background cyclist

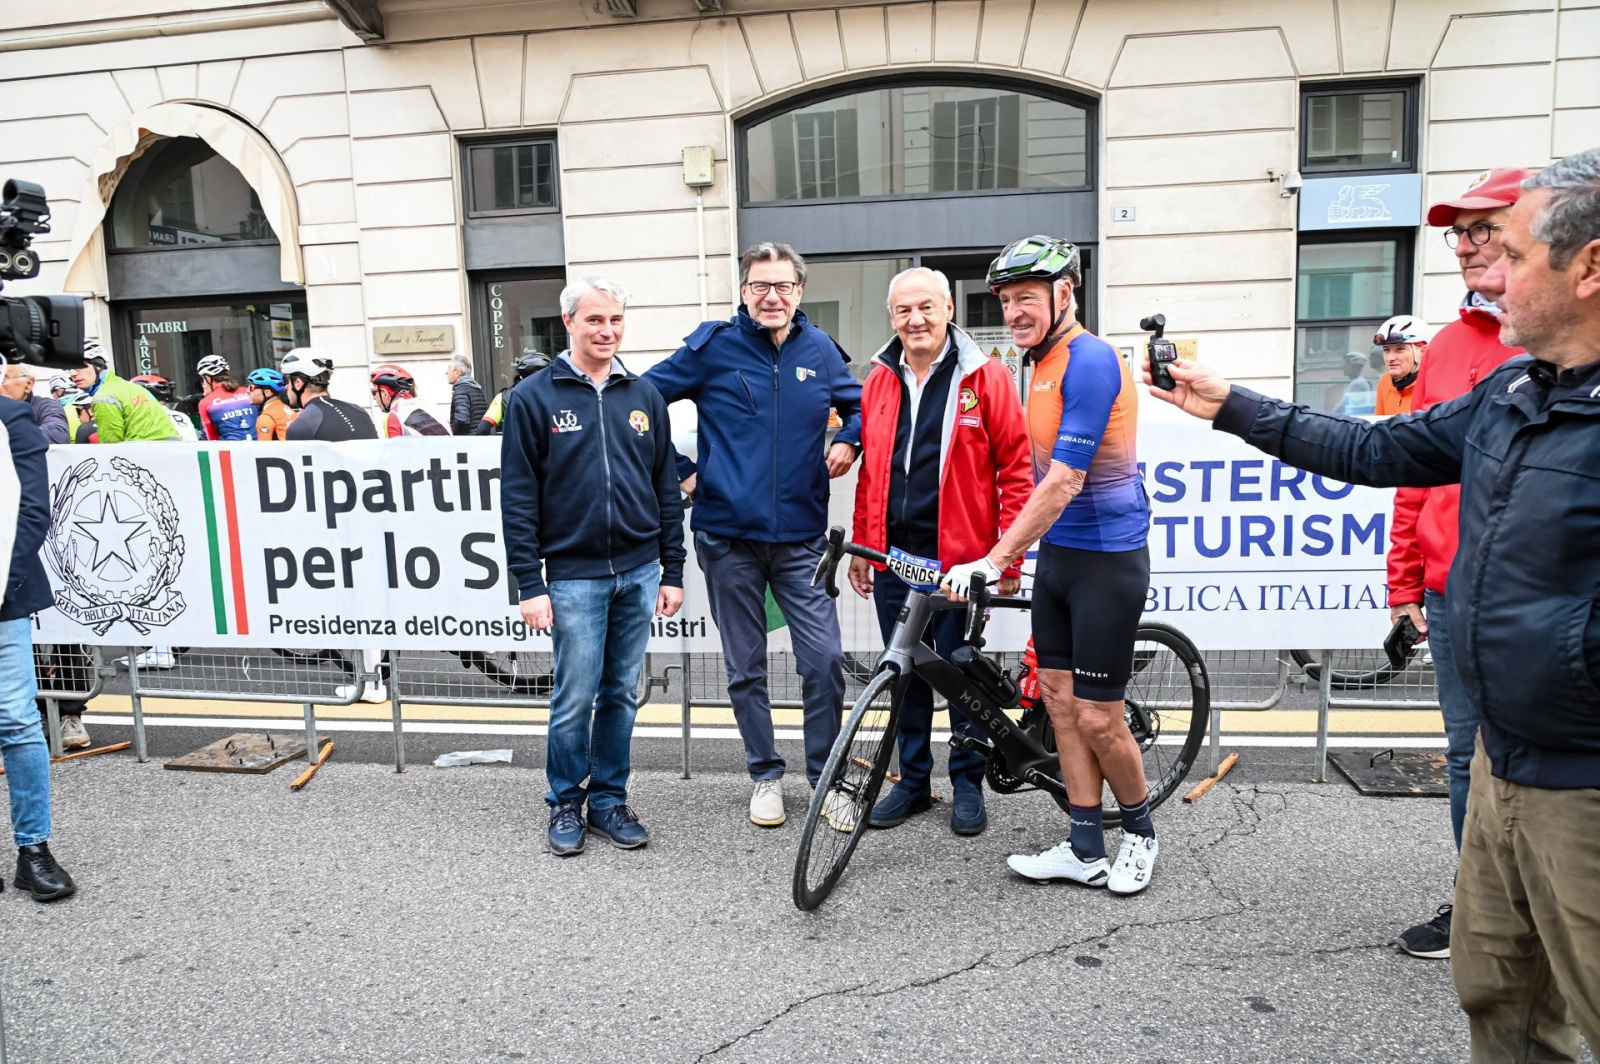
247;368;294;440
943;235;1158;896
472;350;550;435
194;355;259;441
282;349;376;443
372;365;449;437
130;375;200;441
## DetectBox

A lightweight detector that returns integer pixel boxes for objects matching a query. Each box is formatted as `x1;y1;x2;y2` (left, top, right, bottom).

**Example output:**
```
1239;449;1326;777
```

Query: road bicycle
793;528;1210;911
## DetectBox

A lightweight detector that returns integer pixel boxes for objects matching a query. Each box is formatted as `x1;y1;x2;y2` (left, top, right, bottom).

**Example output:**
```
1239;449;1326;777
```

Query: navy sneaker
588;805;649;849
548;802;586;857
868;785;932;828
951;787;988;836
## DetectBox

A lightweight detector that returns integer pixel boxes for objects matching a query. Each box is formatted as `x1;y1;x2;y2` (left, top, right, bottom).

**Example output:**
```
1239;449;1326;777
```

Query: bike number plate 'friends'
886;547;942;592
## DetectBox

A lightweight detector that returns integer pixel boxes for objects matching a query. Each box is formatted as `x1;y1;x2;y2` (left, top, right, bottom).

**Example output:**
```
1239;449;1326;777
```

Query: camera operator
1141;151;1600;1061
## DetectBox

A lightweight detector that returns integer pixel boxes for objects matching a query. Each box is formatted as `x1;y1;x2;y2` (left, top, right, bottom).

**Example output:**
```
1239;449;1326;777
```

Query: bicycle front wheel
792;667;902;911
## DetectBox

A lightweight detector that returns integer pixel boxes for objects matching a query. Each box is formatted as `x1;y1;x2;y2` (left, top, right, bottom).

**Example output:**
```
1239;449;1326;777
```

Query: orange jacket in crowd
1375;371;1417;415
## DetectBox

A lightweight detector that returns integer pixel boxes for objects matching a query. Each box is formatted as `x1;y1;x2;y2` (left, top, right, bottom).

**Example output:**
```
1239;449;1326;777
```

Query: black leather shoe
868;785;932;828
15;843;76;902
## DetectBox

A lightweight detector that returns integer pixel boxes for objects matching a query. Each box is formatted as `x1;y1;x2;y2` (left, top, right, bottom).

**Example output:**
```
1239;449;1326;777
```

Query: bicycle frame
873;584;1068;802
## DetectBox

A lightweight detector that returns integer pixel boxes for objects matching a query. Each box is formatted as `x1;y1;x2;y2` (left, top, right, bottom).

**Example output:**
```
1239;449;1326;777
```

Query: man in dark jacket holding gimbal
1141;151;1600;1062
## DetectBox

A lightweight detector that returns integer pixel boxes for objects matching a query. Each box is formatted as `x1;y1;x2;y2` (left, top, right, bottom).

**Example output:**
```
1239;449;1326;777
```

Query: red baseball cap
1427;168;1538;227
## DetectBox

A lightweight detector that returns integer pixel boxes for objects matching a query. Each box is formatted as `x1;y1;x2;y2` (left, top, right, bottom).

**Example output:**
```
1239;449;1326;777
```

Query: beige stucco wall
2;0;1597;417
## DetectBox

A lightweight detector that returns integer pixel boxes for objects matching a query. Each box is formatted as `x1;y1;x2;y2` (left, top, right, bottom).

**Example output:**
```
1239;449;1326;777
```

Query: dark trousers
871;568;985;794
34;644;90;718
695;532;844;786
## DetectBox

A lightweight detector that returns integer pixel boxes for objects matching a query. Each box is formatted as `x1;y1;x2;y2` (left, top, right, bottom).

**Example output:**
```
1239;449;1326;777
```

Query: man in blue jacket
501;275;686;857
644;242;863;830
1;394;77;901
1142;151;1600;1062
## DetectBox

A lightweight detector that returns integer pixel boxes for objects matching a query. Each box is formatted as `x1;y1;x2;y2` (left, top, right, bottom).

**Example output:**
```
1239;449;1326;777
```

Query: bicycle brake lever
813;525;846;599
965;571;990;646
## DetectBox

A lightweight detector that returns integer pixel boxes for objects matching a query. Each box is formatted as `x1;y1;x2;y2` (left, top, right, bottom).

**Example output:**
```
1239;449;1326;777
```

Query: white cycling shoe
1108;833;1159;895
1006;841;1110;887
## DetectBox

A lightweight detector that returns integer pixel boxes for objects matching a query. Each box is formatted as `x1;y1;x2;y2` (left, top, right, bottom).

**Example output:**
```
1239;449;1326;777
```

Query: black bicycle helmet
514;350;551;380
986;235;1082;291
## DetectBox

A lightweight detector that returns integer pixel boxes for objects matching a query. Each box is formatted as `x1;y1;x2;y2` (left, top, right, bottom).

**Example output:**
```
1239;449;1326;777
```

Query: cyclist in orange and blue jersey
941;235;1157;897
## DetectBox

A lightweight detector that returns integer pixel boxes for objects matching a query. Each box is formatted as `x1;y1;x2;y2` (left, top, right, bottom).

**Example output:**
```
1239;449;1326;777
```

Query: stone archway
63;102;304;297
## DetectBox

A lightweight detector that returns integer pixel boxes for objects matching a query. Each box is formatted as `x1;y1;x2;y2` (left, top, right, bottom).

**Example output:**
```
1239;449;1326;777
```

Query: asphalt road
2;742;1542;1064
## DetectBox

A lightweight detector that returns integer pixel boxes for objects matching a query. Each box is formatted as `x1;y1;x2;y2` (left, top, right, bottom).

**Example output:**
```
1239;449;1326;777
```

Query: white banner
31;427;1394;652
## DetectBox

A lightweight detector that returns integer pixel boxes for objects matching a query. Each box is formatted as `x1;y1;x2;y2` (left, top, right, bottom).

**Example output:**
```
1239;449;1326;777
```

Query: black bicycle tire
1289;649;1403;689
792;668;901;911
1125;622;1209;815
458;650;553;696
1028;623;1209;825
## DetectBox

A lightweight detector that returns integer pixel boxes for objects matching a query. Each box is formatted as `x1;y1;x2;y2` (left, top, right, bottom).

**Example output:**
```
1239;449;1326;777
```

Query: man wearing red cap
1388;167;1536;961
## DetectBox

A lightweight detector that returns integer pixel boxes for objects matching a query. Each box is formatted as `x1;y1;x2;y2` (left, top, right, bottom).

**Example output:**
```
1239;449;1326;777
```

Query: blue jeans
694;533;844;786
872;569;986;794
544;562;659;813
1426;589;1478;850
1;617;51;846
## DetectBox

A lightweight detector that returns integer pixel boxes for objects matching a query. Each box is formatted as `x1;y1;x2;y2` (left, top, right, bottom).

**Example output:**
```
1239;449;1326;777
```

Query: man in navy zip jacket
500;275;685;857
1;396;77;901
1142;152;1600;1062
644;242;864;830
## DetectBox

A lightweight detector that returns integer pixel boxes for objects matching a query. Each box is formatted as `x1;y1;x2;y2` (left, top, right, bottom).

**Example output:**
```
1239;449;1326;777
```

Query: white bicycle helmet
48;374;74;394
279;348;334;381
1374;315;1428;347
196;354;231;378
81;339;107;369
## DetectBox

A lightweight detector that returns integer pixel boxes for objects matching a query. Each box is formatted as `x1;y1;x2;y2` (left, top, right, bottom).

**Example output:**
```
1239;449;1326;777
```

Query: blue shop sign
1299;172;1422;231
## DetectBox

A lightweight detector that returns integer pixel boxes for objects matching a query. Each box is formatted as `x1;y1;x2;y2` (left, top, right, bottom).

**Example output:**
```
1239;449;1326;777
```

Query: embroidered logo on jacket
795;367;815;381
959;387;978;412
629;410;650;435
551;410;583;433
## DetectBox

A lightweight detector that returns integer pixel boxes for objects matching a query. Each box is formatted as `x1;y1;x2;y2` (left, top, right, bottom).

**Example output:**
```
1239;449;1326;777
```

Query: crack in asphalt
697;784;1327;1061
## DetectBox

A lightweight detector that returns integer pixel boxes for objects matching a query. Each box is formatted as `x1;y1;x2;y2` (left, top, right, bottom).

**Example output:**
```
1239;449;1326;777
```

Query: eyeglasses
743;281;798;296
1443;222;1506;249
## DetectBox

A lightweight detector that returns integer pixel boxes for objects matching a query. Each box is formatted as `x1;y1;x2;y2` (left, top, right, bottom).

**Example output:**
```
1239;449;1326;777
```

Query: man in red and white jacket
1388;166;1535;961
847;267;1032;836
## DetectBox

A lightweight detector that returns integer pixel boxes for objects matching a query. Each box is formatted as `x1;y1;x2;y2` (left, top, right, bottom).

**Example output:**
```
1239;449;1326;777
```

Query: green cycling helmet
987;235;1081;291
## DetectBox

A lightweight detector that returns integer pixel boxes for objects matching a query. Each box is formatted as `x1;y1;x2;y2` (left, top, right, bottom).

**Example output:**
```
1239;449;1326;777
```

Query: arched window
108;136;274;249
743;80;1092;205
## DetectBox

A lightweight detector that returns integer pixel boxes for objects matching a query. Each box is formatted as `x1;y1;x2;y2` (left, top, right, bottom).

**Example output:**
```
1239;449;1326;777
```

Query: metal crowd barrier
122;647;377;774
1310;648;1442;782
33;644;104;759
387;650;685;775
78;643;1441;789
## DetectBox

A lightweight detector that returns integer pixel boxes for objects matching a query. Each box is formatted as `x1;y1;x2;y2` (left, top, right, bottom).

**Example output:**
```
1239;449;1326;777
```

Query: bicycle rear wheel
1117;623;1208;819
1289;649;1402;690
792;668;902;911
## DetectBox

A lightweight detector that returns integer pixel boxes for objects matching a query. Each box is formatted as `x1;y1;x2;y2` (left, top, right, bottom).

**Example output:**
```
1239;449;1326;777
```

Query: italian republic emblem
44;456;187;634
628;410;650;435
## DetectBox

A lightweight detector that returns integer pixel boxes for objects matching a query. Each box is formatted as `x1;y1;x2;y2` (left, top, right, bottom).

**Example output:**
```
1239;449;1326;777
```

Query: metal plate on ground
1329;749;1450;797
164;732;326;774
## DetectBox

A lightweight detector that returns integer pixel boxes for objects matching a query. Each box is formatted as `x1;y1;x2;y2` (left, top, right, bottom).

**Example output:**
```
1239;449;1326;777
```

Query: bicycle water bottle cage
950;645;1021;709
885;547;942;590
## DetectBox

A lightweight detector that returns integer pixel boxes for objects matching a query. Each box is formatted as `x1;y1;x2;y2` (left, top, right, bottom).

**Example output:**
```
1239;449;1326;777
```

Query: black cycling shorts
1030;542;1150;702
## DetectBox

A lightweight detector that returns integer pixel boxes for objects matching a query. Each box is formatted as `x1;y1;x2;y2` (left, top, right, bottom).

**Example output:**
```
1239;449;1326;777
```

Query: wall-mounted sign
1299;172;1422;231
373;325;455;355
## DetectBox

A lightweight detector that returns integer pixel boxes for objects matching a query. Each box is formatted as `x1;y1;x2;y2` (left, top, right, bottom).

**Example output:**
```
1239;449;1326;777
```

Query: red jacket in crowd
1386;299;1524;604
852;325;1032;577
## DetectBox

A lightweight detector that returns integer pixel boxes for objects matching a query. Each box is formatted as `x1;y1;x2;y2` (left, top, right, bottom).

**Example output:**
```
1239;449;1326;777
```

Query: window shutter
997;95;1021;189
931;101;956;192
772;114;798;200
834;108;860;198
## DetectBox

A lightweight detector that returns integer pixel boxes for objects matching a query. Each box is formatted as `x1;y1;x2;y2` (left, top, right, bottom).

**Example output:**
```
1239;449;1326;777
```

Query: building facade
2;0;1595;420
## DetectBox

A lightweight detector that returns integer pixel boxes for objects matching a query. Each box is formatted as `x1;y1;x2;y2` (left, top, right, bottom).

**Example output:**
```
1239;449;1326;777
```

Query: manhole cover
165;732;326;774
1329;749;1449;797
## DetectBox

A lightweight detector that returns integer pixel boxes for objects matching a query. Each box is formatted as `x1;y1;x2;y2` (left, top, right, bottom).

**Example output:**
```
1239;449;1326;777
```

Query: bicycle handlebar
810;525;1017;648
